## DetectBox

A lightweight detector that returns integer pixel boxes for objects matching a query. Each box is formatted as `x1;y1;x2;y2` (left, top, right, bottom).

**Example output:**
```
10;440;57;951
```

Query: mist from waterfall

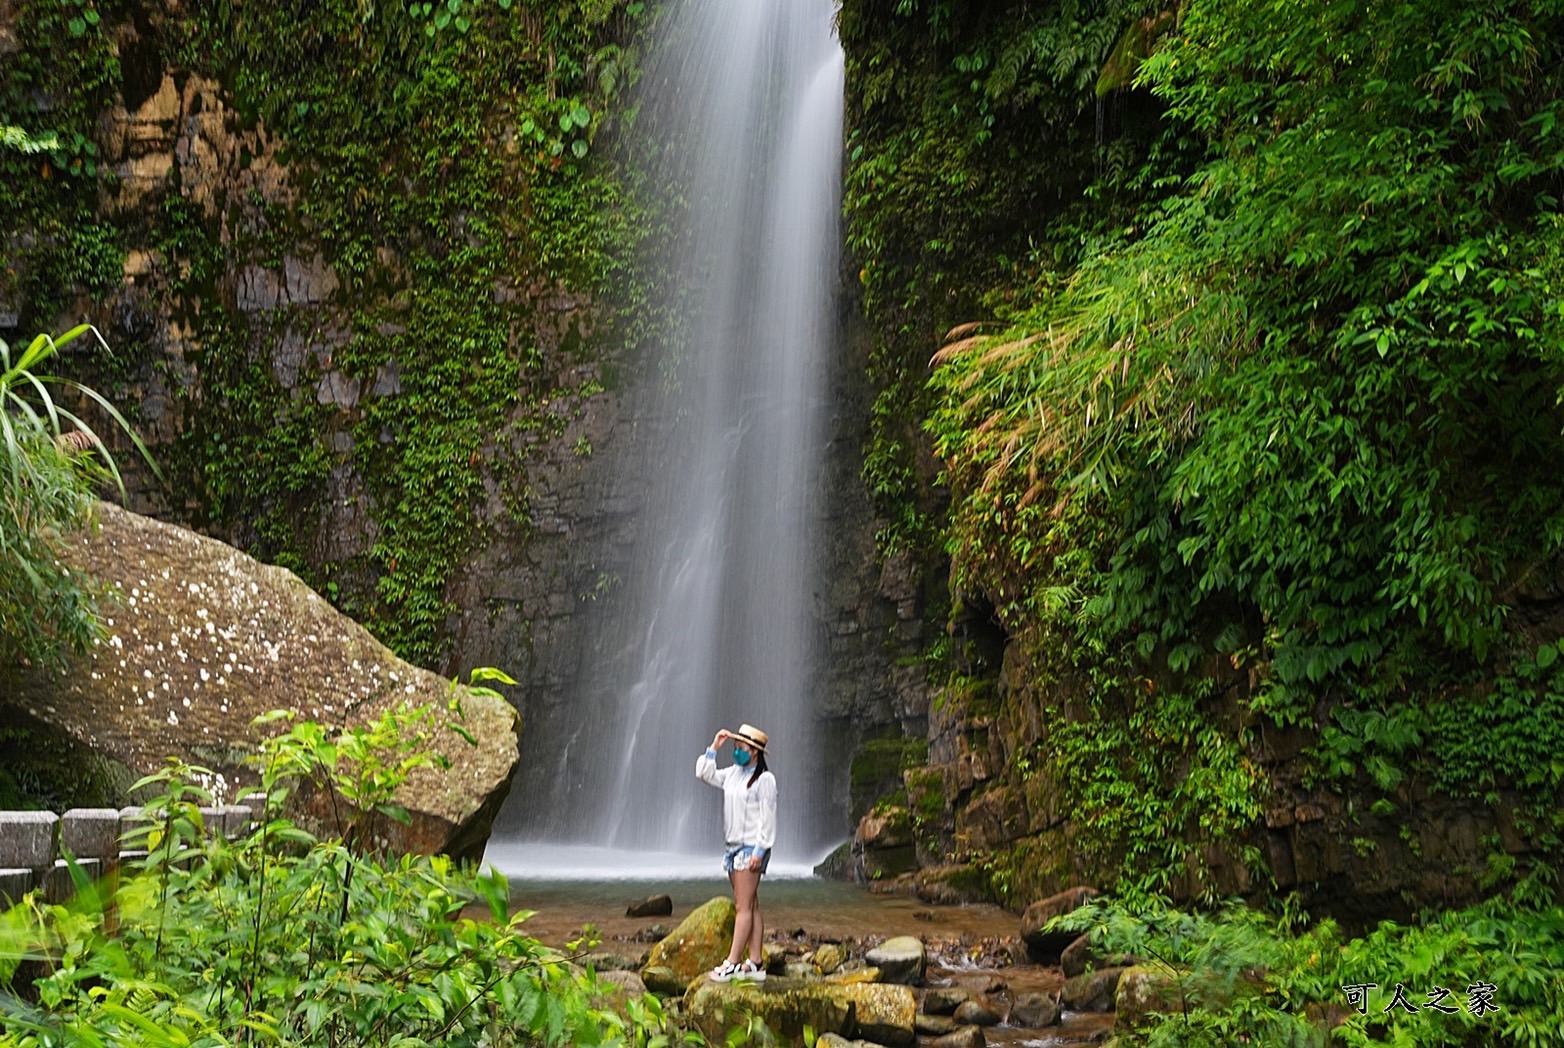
510;0;845;866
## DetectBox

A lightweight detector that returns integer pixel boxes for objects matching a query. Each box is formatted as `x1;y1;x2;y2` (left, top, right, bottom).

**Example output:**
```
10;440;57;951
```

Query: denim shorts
723;844;771;875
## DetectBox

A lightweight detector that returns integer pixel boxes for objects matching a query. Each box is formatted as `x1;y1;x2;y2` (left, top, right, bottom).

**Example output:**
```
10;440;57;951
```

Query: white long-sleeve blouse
695;747;777;850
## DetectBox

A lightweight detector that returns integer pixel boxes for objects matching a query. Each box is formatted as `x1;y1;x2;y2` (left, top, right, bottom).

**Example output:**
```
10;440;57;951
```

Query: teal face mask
732;747;753;767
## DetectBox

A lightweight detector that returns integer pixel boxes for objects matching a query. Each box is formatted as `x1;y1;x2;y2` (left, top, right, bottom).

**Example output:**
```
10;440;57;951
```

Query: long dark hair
747;750;768;789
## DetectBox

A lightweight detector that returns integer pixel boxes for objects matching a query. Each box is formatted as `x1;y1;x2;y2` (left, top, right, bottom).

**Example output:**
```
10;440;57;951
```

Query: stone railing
0;804;259;907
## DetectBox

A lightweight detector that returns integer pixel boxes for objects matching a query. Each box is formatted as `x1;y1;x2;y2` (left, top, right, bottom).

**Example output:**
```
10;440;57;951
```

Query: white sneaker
736;959;767;983
709;959;741;983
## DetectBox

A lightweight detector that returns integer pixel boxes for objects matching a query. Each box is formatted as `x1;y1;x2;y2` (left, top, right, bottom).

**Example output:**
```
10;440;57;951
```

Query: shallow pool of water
485;843;1116;1045
490;865;1011;951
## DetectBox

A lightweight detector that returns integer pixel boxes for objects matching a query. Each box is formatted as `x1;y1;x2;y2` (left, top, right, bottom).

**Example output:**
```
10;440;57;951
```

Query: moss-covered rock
684;980;915;1047
1115;965;1183;1030
685;982;854;1046
834;982;916;1045
642;896;736;985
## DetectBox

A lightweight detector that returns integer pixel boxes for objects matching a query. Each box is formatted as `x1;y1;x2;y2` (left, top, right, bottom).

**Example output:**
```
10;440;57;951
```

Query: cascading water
495;0;845;875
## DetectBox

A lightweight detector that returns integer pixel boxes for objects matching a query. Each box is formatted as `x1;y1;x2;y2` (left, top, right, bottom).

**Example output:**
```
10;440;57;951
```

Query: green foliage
0;326;152;675
908;0;1564;895
0;704;699;1047
1051;895;1564;1047
841;0;1189;566
1008;670;1265;897
931;0;1564;704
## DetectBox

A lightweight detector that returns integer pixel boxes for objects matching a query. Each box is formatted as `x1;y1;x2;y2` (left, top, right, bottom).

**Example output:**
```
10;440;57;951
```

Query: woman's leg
728;868;761;964
746;878;764;963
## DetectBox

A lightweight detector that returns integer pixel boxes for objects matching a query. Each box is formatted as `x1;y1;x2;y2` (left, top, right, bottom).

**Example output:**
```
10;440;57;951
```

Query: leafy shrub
1052;894;1564;1047
0;325;150;675
0;700;698;1047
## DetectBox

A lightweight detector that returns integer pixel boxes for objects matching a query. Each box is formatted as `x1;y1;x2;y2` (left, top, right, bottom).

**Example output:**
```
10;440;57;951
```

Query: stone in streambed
627;893;674;917
865;935;926;985
1010;991;1061;1027
814;941;849;974
685;982;853;1045
952;998;1002;1026
1061;931;1137;977
927;1026;986;1048
825;966;882;984
642;896;735;986
835;983;917;1046
1116;965;1183;1028
683;981;916;1046
1062;966;1127;1012
916;1013;958;1036
922;987;970;1015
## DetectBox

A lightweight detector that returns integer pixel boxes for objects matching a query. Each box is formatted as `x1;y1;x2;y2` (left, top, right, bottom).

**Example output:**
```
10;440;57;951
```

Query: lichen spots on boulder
9;501;519;859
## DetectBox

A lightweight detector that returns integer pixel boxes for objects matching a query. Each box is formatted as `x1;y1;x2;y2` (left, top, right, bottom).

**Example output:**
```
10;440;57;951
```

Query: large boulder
7;502;519;860
684;981;915;1046
643;896;736;985
685;983;854;1045
1019;886;1099;963
834;983;916;1045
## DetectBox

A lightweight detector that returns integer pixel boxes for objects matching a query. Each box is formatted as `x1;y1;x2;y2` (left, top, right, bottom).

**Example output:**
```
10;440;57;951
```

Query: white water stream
499;0;845;871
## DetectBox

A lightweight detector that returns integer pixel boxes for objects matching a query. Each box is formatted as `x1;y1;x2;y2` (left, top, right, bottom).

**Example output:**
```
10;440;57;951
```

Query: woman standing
695;724;777;983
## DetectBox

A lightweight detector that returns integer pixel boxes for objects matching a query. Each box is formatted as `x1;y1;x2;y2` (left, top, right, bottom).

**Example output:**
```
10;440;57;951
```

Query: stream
486;844;1117;1046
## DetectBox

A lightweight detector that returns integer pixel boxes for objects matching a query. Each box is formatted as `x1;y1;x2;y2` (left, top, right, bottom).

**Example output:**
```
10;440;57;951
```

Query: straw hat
732;723;769;753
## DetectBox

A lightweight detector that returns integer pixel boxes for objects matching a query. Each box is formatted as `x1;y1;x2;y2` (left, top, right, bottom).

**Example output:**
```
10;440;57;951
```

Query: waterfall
499;0;845;872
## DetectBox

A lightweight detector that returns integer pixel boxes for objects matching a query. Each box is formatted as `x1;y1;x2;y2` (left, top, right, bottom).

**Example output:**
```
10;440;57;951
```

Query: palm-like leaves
1;324;154;672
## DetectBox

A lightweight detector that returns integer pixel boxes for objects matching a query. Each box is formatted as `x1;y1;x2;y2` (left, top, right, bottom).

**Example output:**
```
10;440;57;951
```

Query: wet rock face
7;502;518;860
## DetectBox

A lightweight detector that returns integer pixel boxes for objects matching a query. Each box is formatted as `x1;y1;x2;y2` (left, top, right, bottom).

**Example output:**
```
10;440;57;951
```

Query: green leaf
572;140;589;158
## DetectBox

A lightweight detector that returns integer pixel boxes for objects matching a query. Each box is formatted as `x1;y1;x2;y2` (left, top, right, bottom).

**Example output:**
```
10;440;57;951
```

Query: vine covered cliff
840;0;1564;916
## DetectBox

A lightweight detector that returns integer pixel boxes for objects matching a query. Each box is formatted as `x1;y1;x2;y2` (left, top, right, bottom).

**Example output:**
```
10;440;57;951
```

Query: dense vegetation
0;703;689;1046
845;0;1564;898
1056;895;1564;1047
1;0;653;668
835;1;1564;1040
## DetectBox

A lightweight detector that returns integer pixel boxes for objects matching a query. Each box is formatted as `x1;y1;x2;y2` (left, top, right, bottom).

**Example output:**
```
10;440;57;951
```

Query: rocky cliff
2;0;924;841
